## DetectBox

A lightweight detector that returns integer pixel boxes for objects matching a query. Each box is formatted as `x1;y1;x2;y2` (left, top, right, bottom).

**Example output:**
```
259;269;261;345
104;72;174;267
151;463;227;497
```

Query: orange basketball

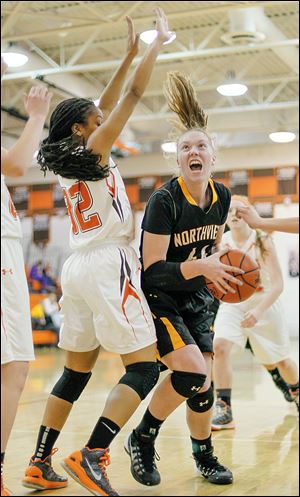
206;249;260;303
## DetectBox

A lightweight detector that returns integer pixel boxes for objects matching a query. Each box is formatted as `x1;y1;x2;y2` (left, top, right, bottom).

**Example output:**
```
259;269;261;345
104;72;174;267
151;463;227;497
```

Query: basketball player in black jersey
124;72;245;486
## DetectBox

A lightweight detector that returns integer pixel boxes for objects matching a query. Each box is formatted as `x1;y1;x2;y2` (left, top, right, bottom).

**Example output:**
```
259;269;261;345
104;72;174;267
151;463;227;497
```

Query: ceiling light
140;30;176;45
161;141;177;153
217;83;248;96
2;51;28;67
269;131;296;143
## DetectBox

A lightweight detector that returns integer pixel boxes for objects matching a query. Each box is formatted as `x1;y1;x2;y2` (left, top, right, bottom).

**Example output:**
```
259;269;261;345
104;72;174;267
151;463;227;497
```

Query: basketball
206;249;260;303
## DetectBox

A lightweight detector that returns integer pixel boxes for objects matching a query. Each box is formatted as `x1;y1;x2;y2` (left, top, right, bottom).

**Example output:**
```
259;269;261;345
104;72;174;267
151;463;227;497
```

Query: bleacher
29;293;58;346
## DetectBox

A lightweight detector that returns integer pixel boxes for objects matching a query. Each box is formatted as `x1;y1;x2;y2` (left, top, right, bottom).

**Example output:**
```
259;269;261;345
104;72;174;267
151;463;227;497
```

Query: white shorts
58;244;157;354
1;238;34;364
213;292;290;364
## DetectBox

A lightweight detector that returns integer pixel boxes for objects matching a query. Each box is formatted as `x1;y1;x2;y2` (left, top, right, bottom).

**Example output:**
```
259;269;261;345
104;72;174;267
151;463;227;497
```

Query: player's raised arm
97;16;140;121
237;205;299;234
1;86;52;177
86;7;171;165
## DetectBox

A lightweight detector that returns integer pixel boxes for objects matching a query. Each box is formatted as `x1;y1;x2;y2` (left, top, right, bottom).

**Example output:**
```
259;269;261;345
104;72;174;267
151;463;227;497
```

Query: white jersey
1;174;22;239
58;160;134;251
215;228;290;364
222;228;271;292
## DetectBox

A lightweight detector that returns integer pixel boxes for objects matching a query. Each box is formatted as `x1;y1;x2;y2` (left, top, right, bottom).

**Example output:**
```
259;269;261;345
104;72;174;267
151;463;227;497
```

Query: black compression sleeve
143;260;205;292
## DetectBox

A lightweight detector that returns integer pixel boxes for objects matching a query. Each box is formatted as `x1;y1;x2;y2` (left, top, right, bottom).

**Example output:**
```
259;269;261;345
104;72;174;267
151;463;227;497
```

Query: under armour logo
2;268;13;275
199;399;209;406
191;386;201;392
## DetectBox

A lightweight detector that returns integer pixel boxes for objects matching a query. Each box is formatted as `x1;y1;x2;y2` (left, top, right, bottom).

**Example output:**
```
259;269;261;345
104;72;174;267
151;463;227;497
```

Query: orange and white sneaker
61;447;118;496
211;400;235;430
22;448;68;490
1;476;12;496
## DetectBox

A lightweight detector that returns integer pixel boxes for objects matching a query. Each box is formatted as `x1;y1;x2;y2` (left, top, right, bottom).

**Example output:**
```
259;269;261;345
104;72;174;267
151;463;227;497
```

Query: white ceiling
1;1;299;153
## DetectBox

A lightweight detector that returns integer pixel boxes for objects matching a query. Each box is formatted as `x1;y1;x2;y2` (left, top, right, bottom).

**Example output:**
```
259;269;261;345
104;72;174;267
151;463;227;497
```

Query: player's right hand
200;248;244;294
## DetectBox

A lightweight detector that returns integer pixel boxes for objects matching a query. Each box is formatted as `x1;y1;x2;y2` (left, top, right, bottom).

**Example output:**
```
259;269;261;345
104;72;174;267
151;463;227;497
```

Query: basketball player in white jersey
212;195;299;430
1;56;52;497
22;9;171;496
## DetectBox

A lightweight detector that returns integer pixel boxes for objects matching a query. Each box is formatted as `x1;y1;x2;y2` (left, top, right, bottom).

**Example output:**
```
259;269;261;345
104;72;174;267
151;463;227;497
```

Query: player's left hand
240;309;261;328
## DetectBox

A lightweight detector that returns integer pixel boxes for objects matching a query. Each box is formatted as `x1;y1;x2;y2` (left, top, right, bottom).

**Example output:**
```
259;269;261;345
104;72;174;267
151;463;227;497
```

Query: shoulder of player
148;178;178;203
211;179;230;199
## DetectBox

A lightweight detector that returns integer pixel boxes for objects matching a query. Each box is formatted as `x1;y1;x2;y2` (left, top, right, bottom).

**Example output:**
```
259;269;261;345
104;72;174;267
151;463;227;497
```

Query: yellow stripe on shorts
161;317;185;350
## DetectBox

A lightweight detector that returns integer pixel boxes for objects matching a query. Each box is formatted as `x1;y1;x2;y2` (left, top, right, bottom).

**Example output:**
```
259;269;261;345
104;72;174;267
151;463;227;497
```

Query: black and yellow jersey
141;176;231;264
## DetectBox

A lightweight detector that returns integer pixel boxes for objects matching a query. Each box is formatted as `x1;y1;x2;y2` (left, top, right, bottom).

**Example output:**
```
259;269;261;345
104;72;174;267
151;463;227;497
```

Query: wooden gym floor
4;340;299;496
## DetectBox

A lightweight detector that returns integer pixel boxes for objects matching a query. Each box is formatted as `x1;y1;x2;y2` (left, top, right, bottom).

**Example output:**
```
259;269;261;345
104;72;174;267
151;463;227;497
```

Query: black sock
216;388;231;406
33;425;60;460
1;452;4;475
191;435;213;456
87;417;120;450
135;408;164;443
267;367;283;383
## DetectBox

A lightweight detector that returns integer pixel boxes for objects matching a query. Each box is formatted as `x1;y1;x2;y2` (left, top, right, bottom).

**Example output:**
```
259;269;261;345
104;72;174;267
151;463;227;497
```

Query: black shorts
144;287;215;358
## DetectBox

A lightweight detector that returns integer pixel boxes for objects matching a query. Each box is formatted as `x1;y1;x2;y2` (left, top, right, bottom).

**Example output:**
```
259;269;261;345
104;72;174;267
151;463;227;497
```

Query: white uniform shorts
213;292;290;364
58;244;157;354
1;238;34;364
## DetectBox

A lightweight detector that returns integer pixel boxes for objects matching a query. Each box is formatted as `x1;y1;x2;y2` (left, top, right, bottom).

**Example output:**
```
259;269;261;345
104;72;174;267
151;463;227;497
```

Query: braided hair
163;71;213;148
38;98;109;181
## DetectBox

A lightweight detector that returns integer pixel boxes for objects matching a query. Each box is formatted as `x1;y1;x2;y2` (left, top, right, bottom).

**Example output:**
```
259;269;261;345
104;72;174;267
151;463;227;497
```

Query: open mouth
189;161;203;171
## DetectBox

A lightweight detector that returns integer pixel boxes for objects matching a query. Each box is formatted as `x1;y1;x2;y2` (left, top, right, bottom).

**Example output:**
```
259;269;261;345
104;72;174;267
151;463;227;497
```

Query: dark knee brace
118;361;159;400
51;366;92;403
170;371;207;398
187;386;214;412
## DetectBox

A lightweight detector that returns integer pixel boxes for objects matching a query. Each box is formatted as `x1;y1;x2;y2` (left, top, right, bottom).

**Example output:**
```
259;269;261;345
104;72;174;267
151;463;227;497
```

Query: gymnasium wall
6;142;299;338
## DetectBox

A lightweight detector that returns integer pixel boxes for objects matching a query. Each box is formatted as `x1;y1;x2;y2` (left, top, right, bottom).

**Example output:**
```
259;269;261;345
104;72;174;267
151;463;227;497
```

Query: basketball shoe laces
194;450;227;476
93;448;118;494
137;438;160;473
97;449;110;480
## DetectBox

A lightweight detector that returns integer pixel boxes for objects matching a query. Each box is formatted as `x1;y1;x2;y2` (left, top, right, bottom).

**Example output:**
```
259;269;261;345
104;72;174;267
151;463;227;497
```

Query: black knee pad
187;386;214;412
51;366;92;403
170;371;207;398
118;361;159;400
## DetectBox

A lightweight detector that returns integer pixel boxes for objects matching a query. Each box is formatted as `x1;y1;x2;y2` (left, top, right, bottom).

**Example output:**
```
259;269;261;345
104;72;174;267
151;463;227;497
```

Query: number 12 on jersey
62;181;102;235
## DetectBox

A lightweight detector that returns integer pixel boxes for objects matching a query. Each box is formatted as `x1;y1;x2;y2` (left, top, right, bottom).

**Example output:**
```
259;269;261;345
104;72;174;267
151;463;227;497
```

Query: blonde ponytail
164;71;208;131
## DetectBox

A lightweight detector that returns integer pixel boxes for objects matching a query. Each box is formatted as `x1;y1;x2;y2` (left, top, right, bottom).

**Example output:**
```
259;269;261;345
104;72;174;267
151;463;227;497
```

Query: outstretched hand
154;7;171;44
236;205;262;229
126;16;139;57
23;86;53;119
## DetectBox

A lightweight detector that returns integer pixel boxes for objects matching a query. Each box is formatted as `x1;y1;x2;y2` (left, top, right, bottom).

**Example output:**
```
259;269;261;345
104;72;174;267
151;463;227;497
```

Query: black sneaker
272;374;294;402
124;431;160;486
193;450;233;485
